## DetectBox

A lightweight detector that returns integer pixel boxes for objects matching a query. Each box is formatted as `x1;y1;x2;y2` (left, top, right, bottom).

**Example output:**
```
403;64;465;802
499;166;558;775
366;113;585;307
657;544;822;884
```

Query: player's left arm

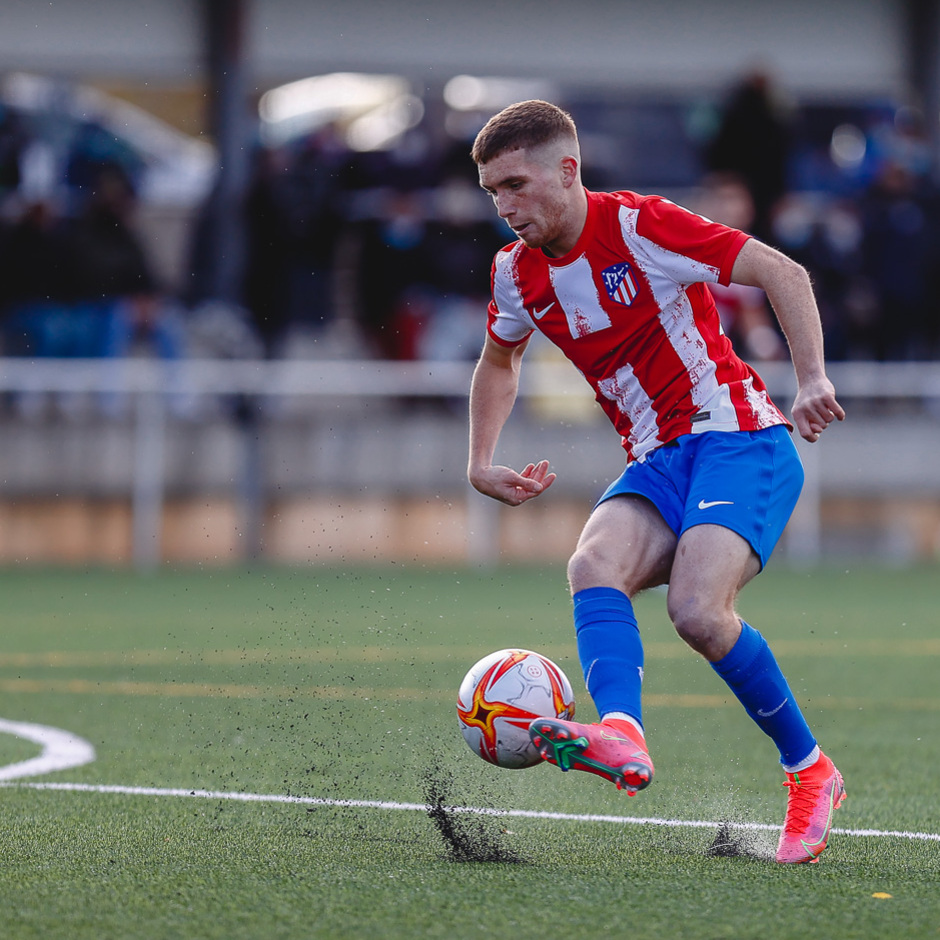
730;238;845;442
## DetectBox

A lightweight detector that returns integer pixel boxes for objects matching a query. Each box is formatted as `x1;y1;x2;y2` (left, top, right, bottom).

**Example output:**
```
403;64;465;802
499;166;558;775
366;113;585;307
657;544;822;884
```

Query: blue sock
710;621;816;767
574;587;644;728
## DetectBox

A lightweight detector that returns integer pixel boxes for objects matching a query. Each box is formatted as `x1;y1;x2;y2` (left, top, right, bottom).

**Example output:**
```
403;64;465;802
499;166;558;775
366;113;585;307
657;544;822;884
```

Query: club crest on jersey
602;262;640;307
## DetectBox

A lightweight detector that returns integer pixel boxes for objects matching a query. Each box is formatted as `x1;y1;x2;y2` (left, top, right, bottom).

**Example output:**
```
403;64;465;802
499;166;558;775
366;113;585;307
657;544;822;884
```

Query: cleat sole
529;718;653;793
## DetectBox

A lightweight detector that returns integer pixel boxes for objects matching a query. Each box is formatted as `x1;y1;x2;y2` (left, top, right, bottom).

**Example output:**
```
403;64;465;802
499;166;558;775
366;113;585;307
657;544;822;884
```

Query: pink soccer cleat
776;750;846;864
528;716;654;795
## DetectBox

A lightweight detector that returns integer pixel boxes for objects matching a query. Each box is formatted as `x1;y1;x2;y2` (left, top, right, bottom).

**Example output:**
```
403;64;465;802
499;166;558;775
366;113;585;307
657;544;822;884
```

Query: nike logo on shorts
698;499;734;510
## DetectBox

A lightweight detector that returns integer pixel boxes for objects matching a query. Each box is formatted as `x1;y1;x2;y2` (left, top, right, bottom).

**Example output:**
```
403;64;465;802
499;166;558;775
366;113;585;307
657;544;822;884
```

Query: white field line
1;779;938;844
0;718;96;781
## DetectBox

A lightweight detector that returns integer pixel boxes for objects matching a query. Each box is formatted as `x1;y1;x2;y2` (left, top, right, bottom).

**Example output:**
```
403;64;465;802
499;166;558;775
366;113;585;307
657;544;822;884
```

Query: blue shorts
596;426;804;569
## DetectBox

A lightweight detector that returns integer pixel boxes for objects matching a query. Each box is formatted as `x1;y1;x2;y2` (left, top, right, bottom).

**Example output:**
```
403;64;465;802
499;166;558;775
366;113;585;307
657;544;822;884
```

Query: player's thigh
666;523;760;655
568;494;677;596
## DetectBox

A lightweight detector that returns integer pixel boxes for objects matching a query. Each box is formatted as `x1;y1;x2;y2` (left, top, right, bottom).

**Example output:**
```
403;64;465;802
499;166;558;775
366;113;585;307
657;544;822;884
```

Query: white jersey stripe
617;205;743;436
618;205;722;287
597;363;659;459
491;245;533;344
549;254;612;339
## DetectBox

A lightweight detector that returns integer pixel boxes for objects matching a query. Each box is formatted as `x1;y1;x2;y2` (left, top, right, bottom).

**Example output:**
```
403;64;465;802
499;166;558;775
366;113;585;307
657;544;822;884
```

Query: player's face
478;146;579;257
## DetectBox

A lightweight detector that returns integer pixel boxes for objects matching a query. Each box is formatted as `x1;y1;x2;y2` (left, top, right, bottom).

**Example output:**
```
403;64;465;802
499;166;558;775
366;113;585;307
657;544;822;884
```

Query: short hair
471;99;579;165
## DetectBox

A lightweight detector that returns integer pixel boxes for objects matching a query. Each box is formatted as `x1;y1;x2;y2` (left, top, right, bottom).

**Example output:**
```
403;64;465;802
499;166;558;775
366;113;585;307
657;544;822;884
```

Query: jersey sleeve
486;245;534;347
634;196;750;287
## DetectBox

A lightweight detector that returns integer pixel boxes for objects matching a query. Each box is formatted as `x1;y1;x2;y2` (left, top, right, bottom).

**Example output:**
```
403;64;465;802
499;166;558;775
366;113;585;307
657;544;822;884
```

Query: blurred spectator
353;187;437;359
0;104;25;199
418;176;507;361
191;125;350;358
63;164;185;364
65;120;146;208
705;71;793;240
0;199;71;355
867;106;934;184
267;126;346;346
241;146;295;356
771;194;865;361
695;173;786;362
856;160;940;359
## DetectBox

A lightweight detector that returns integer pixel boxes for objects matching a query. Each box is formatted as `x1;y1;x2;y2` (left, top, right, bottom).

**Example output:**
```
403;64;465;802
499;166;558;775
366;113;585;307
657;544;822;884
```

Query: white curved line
0;718;96;780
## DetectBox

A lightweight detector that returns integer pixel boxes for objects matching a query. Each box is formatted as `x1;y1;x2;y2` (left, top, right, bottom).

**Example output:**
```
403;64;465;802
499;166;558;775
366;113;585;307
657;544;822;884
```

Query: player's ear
559;155;579;188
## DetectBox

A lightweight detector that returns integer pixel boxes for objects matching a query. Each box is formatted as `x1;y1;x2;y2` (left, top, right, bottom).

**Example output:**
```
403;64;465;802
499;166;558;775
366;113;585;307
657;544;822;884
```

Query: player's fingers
816;396;842;420
527;459;552;481
519;461;553;486
795;394;844;441
793;410;819;442
512;474;544;496
507;485;539;506
813;409;831;428
513;469;556;503
800;414;835;442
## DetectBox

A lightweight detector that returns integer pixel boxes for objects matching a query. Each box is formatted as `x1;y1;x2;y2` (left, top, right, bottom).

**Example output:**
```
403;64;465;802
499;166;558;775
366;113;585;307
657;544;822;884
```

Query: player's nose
495;194;514;219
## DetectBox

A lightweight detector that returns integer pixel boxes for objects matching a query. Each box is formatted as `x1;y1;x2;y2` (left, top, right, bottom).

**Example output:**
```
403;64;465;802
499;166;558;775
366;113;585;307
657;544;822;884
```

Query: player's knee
568;541;625;594
667;592;731;656
567;544;602;592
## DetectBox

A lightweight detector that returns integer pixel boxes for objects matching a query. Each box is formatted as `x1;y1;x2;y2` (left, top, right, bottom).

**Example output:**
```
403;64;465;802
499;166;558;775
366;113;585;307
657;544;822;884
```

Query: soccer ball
457;648;576;769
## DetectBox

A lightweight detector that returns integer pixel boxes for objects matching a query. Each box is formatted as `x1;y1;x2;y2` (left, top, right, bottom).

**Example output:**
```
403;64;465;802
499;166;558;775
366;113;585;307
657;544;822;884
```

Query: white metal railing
4;356;940;398
2;357;940;569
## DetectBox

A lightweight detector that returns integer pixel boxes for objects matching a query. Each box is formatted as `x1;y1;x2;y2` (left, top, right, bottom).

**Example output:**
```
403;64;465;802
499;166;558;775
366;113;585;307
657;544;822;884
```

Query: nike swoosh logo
757;698;788;718
801;785;837;854
533;303;555;319
698;499;734;510
598;731;647;757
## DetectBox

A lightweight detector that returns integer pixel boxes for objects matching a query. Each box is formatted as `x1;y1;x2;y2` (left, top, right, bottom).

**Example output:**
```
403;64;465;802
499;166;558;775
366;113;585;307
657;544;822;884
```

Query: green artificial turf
0;563;937;939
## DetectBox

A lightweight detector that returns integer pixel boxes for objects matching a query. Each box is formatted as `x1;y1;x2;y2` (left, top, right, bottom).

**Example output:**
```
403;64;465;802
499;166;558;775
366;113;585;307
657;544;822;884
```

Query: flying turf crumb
422;765;526;864
706;822;743;858
705;821;771;861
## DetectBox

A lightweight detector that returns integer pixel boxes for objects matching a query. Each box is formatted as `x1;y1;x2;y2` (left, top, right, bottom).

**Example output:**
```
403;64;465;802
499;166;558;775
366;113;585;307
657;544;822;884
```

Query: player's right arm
468;334;556;506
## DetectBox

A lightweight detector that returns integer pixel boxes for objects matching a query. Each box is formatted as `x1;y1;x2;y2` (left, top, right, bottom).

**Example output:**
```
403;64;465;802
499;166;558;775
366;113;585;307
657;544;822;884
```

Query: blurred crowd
216;123;507;363
2;72;940;392
0;103;186;371
696;72;940;363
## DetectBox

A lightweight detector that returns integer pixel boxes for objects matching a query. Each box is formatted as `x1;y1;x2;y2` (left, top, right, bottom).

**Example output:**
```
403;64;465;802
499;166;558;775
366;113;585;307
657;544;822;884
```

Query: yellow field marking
0;678;433;700
1;677;938;711
0;645;553;668
1;636;938;670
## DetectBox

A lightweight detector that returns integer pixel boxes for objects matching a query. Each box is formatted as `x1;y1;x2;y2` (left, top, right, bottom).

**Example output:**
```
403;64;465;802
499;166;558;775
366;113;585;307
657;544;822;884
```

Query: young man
467;100;846;864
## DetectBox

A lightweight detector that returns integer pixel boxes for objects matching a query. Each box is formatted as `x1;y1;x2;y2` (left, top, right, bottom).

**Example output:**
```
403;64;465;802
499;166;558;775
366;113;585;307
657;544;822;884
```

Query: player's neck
542;188;589;258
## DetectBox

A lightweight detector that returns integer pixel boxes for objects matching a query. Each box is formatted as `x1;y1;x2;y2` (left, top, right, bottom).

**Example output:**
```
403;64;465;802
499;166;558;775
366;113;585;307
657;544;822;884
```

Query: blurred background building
1;0;940;567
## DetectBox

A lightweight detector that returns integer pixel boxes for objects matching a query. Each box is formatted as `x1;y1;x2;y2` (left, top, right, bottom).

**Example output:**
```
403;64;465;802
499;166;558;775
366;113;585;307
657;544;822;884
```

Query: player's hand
469;460;556;506
791;376;845;443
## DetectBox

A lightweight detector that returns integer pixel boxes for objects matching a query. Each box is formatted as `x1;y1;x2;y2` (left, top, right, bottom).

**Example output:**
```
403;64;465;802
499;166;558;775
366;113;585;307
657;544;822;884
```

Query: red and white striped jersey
486;189;789;461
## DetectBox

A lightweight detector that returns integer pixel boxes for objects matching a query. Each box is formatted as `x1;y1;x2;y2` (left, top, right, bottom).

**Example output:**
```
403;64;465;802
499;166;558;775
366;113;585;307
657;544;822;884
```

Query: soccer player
467;100;846;864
